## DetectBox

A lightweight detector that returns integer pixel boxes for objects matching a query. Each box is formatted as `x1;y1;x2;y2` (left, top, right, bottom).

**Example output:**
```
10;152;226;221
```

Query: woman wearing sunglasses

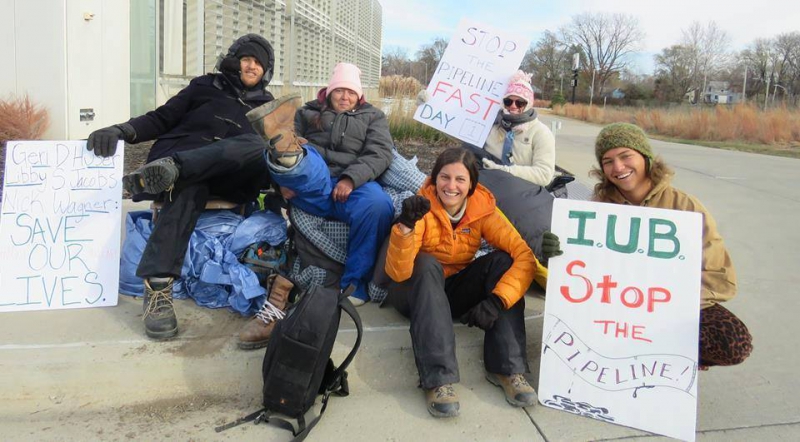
480;70;556;187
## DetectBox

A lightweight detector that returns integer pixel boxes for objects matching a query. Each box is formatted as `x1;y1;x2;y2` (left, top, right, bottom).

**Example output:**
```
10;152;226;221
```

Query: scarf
496;108;538;165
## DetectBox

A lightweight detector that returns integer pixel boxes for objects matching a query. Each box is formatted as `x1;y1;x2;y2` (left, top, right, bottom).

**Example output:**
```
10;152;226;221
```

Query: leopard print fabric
699;303;753;367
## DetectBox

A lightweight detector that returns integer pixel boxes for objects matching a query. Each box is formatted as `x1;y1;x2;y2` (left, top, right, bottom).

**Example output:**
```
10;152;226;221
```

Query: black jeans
136;134;271;278
387;250;529;389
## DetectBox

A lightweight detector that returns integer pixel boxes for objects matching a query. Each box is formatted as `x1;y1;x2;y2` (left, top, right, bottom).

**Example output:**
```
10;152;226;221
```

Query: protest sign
540;199;703;442
0;140;123;312
414;18;529;147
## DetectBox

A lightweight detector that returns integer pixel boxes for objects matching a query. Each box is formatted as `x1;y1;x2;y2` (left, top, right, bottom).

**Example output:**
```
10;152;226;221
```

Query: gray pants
387;251;529;389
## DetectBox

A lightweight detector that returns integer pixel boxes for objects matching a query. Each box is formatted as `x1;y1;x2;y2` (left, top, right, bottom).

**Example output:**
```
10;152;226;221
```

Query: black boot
142;278;178;339
123;157;180;195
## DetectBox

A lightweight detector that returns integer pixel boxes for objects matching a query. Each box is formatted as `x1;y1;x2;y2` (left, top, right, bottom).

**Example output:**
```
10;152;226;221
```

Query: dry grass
380;75;424;98
0;95;50;145
552;103;800;155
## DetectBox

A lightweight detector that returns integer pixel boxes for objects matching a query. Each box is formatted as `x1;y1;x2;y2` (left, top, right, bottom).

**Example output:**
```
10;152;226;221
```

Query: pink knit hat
327;62;364;99
503;70;534;111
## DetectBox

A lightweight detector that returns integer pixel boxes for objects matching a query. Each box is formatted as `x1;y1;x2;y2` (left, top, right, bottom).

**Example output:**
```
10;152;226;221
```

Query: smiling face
435;162;471;215
601;147;652;204
503;94;528;115
330;88;359;112
239;56;265;88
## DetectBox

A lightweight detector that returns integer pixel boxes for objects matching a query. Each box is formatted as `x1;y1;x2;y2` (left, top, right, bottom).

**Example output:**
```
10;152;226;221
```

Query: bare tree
521;31;570;99
415;37;448;84
381;46;410;77
560;12;645;100
771;32;800;104
681;21;731;101
654;45;697;102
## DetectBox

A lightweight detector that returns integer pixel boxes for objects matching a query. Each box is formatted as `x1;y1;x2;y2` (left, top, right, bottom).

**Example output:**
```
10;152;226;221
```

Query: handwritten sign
539;199;702;442
0;140;123;312
414;18;529;147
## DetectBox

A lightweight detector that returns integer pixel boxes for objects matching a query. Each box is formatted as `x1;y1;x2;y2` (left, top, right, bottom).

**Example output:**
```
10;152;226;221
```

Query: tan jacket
483;118;556;186
597;178;737;309
385;180;537;308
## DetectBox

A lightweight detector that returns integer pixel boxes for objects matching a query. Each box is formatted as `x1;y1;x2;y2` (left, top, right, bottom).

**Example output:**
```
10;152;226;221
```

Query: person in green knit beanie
543;122;753;369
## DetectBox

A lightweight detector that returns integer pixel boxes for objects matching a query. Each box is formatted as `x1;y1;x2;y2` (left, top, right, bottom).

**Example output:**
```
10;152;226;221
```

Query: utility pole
589;68;596;106
742;65;747;103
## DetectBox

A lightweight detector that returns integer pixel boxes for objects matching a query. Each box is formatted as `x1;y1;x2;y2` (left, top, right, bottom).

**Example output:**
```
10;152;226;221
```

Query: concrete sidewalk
2;116;799;441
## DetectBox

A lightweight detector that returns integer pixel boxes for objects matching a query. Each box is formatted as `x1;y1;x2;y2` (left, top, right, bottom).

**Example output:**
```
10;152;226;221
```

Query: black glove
397;195;430;229
87;123;136;157
460;295;503;330
541;231;563;259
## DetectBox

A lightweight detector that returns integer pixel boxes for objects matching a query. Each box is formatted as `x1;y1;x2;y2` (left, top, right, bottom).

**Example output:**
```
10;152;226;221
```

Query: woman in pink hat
480;70;555;187
291;62;395;306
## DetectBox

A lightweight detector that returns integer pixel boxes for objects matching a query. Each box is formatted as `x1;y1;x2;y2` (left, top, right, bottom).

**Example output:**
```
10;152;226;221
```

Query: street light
772;83;788;106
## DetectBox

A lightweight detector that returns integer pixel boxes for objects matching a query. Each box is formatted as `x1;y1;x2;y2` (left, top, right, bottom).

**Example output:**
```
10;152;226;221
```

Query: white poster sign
0;140;123;312
414;18;529;147
540;199;703;441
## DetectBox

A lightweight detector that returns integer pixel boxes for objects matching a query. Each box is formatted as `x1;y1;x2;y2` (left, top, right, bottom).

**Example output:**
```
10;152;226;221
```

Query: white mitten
482;158;508;172
416;89;431;106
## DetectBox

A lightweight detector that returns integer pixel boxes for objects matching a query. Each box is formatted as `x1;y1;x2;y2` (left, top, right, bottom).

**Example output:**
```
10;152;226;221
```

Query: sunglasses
503;98;528;108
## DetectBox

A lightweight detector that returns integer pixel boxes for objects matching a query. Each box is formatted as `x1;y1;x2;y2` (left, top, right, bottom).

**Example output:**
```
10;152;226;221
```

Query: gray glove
87;123;136;157
541;231;563;259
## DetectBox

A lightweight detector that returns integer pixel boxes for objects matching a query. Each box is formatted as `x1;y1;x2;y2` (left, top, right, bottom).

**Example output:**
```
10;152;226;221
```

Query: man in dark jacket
86;34;275;340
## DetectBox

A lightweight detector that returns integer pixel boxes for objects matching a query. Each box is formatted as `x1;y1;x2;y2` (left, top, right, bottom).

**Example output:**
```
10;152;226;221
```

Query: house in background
704;80;738;104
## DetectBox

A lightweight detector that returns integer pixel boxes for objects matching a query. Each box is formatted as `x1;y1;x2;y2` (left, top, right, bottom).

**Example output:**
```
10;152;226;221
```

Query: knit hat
503;70;535;111
327;62;363;99
595;123;654;164
234;38;273;73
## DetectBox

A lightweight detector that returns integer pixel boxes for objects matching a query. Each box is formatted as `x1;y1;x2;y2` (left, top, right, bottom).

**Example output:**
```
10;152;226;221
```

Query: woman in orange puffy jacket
384;147;539;418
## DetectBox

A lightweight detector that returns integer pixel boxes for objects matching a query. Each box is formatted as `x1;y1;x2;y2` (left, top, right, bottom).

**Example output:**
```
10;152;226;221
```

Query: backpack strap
330;297;363;388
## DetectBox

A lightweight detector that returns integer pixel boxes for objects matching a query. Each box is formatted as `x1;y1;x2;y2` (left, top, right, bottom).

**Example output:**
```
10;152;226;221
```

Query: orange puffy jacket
385;180;537;308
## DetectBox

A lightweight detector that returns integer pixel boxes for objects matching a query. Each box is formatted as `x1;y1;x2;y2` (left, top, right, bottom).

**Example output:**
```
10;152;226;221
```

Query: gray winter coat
295;92;393;189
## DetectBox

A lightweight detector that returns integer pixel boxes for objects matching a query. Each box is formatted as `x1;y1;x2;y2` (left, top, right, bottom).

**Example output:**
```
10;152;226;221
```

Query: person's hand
279;186;296;200
482;158;508;172
86;123;135;157
541;231;563;259
332;177;354;202
397;195;430;229
415;89;430;106
460;295;503;330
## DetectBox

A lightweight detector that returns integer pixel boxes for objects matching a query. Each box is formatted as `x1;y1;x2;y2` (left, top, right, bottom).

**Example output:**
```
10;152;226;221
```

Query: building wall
163;0;382;103
0;0;130;140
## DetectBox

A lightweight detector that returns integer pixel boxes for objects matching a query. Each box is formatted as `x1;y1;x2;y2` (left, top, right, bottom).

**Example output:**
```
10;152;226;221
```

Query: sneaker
123;157;180;195
142;278;178;340
486;372;537;407
425;384;460;418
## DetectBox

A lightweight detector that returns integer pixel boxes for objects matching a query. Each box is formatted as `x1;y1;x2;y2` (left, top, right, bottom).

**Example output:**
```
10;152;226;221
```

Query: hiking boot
486;372;537;407
246;94;306;167
142;278;178;340
238;275;294;350
424;384;460;418
123;157;180;195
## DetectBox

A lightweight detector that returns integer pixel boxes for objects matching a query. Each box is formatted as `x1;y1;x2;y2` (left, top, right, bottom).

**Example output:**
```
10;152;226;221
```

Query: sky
379;0;799;75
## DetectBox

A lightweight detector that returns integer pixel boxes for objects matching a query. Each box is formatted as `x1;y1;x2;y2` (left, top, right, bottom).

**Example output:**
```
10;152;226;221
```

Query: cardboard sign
0;140;123;312
539;199;703;442
414;18;529;147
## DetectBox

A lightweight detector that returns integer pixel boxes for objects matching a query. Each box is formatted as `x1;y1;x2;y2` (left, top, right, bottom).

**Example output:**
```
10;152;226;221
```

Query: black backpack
216;284;363;440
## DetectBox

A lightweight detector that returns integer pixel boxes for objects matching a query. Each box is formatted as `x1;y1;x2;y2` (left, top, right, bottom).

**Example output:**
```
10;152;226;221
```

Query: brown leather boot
237;275;294;350
246;94;306;167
